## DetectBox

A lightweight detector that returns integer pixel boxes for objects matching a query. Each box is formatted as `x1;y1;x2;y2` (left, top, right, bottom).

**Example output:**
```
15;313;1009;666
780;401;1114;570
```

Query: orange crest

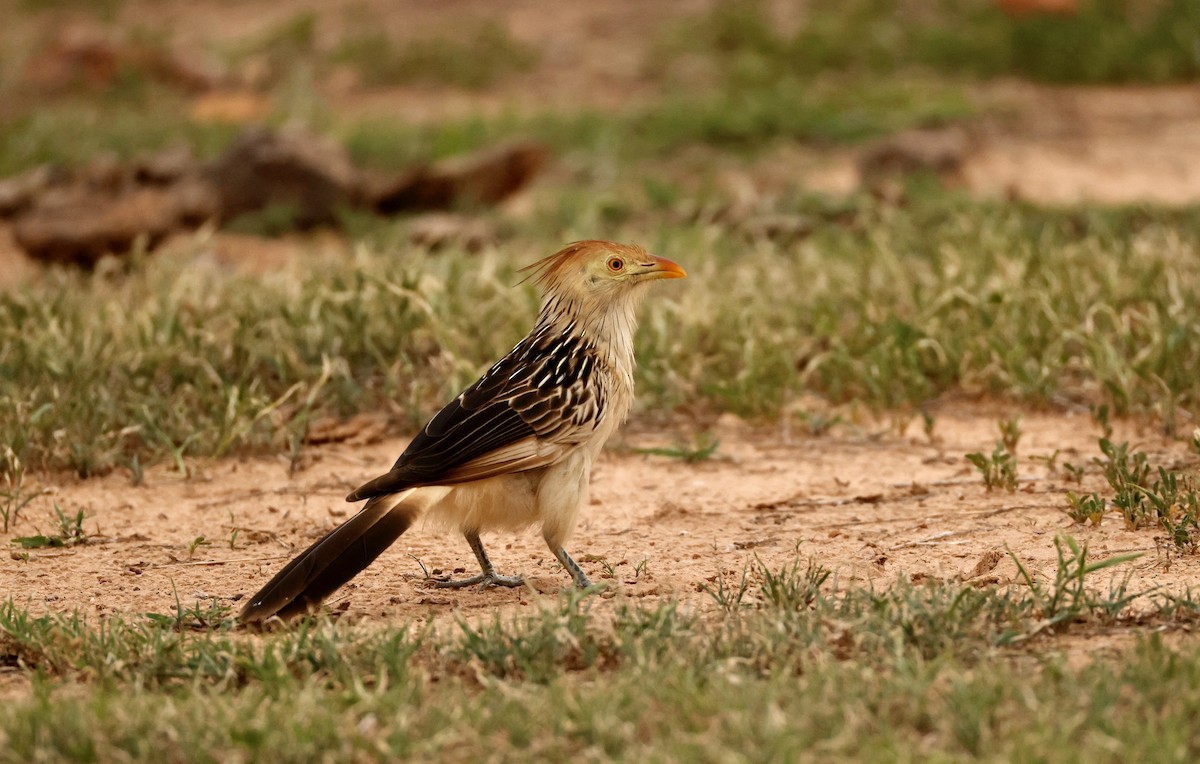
519;240;650;289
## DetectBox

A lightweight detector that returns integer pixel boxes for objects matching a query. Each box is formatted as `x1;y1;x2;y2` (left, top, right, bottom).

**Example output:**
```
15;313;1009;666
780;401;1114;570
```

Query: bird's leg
553;546;593;588
429;530;523;589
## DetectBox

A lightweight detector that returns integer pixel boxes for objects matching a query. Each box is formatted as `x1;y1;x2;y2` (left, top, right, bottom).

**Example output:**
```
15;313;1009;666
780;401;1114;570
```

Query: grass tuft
1084;438;1200;551
3;192;1200;477
333;22;538;90
659;0;1200;85
10;503;86;549
1;542;1191;759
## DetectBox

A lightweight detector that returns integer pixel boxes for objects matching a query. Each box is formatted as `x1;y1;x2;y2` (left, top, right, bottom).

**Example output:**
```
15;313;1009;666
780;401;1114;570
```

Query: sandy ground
2;403;1193;625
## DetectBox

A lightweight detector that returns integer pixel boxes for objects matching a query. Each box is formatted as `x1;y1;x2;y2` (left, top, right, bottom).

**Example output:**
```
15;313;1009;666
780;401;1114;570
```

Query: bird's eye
607;258;624;272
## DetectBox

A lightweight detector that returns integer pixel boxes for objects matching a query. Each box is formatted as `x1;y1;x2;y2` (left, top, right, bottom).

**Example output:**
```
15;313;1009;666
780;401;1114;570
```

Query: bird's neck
536;292;641;375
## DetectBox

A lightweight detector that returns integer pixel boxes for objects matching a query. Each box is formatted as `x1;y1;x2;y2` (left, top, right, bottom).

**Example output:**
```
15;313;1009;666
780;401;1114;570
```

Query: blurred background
1;0;1198;278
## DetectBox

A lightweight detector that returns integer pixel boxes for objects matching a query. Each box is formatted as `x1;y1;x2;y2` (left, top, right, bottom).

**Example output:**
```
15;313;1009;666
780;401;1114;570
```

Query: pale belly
419;444;593;548
422;471;544;534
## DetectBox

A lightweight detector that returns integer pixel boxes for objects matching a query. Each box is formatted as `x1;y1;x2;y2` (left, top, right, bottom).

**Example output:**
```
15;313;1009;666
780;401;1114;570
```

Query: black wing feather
346;327;602;502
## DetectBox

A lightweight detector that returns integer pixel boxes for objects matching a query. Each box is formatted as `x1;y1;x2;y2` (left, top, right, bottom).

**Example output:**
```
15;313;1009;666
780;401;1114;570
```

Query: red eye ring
608;258;624;271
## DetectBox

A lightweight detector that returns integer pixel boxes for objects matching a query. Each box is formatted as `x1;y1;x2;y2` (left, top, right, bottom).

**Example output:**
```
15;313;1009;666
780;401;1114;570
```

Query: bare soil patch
2;403;1191;625
964;82;1200;206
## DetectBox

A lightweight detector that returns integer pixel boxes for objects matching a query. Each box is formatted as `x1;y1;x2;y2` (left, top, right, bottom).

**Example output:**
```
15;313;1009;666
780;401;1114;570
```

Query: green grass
2;545;1199;759
0;96;241;177
10;502;86;550
637;75;970;150
4;187;1200;477
659;0;1200;85
0;243;537;476
0;72;966;182
218;13;537;91
1070;437;1200;551
332;22;538;90
966;417;1022;492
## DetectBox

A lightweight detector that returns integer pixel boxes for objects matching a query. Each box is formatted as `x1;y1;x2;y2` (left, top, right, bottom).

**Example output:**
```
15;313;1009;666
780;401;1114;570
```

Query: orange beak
643;255;687;280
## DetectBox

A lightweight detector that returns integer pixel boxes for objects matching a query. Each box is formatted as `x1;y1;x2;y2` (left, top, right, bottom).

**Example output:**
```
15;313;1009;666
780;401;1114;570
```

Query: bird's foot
552;547;593;589
428;571;524;589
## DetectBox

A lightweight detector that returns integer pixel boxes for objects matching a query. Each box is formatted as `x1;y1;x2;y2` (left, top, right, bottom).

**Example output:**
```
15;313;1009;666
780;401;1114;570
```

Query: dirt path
2;403;1192;624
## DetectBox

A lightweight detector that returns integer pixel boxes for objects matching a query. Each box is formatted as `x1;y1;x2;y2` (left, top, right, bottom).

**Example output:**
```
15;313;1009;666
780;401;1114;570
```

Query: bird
239;240;686;623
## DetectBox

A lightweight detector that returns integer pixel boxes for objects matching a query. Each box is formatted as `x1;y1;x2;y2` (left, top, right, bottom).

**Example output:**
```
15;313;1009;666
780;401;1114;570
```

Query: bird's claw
427;571;524;589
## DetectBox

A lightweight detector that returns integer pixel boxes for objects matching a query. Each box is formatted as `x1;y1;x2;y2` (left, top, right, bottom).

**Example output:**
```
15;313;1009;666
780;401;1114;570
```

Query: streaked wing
347;324;606;502
439;436;561;483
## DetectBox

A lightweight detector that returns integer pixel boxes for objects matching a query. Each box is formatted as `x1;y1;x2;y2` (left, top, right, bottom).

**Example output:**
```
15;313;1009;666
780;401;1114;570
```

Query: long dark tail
240;492;420;624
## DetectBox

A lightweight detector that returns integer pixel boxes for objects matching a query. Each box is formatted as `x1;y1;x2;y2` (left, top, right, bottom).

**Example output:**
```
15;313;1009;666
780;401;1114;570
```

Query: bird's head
521;241;686;307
